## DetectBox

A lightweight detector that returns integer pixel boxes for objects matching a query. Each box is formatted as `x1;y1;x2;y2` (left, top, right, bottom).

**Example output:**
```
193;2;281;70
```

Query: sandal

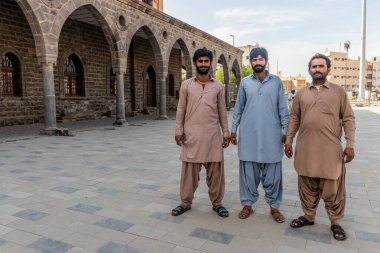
213;206;229;218
290;216;315;228
171;206;191;216
270;209;285;223
238;205;253;219
331;224;347;241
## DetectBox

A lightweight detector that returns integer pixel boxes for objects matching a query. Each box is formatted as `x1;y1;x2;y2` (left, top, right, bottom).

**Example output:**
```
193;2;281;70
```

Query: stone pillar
225;82;230;111
158;76;168;119
41;62;57;135
114;70;127;125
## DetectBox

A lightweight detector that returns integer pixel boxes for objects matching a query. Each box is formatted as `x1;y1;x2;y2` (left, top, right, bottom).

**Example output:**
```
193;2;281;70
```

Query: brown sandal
238;205;253;219
270;209;285;223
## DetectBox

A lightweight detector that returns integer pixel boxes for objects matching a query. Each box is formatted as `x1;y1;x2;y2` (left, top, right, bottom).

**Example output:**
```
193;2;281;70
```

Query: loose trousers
180;161;225;209
298;165;346;224
239;161;283;209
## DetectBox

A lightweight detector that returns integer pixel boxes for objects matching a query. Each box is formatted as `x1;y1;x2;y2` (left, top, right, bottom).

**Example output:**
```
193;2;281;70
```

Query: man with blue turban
230;47;289;222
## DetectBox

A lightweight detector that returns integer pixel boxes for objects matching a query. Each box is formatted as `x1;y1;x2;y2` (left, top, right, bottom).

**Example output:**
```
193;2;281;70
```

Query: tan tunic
175;77;229;163
285;81;355;179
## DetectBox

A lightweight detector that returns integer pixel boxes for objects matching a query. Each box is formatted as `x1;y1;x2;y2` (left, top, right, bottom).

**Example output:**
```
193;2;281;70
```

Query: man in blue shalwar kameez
230;47;289;222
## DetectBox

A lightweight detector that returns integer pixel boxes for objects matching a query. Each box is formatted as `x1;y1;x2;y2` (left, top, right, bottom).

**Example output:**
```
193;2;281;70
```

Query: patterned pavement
0;108;379;253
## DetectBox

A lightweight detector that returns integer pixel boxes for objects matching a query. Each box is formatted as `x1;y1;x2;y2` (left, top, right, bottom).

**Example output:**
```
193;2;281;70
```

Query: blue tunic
231;74;289;163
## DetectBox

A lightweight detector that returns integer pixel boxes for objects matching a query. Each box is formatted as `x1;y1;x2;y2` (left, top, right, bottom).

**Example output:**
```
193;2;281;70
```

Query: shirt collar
194;75;214;82
251;71;271;83
308;80;330;89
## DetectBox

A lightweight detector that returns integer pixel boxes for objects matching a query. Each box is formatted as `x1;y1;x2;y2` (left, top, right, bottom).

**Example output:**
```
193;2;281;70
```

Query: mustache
313;72;323;75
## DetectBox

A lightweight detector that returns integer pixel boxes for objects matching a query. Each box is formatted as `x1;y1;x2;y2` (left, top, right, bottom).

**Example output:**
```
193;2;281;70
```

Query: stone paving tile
97;242;142;253
1;229;42;246
94;218;134;232
9;169;29;174
19;176;43;181
129;236;176;253
13;209;49;221
0;238;7;246
161;193;181;201
51;186;80;194
170;246;205;253
28;237;74;253
356;230;380;243
138;184;161;190
284;227;331;244
68;203;102;214
149;211;186;224
189;227;234;245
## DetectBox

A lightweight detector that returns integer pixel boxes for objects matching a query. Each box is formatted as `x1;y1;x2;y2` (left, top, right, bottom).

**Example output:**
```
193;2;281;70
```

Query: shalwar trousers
180;161;225;209
239;161;283;209
298;165;346;224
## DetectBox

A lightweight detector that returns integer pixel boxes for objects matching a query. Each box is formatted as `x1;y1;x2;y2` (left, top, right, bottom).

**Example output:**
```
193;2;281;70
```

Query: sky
165;0;380;78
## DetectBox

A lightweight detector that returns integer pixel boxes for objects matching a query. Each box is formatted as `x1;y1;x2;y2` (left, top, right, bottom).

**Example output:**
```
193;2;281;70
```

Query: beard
252;64;265;73
311;72;327;82
196;66;210;75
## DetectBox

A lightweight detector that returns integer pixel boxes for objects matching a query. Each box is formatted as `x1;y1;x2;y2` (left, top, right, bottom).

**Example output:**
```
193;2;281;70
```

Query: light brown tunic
175;77;229;163
286;81;355;179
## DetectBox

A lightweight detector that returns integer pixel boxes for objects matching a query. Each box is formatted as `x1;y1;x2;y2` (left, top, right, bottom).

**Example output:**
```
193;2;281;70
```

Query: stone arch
51;1;120;62
166;37;192;79
14;0;46;60
127;24;164;74
216;53;230;108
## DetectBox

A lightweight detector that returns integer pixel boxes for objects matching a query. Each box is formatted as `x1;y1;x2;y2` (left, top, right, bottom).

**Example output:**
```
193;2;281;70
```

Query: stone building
0;0;242;133
326;51;373;96
278;72;307;93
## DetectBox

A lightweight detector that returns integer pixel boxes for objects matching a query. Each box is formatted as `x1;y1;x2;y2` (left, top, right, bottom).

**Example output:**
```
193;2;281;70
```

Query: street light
344;40;351;91
229;34;235;47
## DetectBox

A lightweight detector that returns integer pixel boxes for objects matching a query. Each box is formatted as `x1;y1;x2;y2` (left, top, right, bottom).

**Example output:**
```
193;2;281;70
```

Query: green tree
242;65;253;78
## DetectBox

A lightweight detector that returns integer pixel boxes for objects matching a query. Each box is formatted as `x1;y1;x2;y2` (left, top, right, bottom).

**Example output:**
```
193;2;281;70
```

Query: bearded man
285;53;355;241
171;48;230;218
230;47;289;222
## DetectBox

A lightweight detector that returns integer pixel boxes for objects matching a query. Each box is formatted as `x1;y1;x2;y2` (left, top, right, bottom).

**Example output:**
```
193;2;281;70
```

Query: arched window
64;54;84;96
1;53;22;97
110;67;116;95
168;74;175;96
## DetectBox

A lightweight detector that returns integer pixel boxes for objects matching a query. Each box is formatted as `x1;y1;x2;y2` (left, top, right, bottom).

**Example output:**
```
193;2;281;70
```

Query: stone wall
0;0;44;126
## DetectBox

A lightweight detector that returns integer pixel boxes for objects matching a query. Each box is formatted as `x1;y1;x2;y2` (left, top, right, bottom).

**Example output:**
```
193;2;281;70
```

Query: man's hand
175;134;186;146
342;148;355;163
230;133;238;145
284;144;293;158
222;137;230;148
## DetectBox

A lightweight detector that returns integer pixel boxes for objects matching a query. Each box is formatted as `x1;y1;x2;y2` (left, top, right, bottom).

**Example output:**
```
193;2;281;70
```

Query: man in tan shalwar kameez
285;53;355;241
171;48;230;218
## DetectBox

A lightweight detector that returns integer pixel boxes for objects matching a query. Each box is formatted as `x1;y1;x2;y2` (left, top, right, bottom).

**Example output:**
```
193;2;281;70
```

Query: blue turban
249;47;268;62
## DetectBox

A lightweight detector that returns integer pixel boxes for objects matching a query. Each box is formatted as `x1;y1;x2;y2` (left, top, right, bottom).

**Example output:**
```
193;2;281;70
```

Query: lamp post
343;40;350;91
358;0;366;100
229;34;235;47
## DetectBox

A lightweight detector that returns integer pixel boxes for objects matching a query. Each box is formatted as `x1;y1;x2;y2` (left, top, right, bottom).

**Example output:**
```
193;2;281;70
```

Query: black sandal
213;206;229;218
171;206;191;216
331;224;347;241
290;216;315;228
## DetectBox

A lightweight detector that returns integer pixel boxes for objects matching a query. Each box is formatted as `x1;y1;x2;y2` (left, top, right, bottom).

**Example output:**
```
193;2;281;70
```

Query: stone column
41;62;57;135
114;70;127;125
158;76;168;119
224;71;230;111
225;82;230;111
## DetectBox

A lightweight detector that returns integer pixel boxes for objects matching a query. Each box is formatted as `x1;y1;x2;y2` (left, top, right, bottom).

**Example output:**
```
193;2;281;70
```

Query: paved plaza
0;108;380;253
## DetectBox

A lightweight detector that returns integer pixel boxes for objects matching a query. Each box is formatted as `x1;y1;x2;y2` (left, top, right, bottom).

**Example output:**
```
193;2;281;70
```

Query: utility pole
358;0;366;100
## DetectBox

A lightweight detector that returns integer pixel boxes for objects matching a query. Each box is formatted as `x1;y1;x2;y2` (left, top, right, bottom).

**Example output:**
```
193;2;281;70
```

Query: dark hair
308;53;331;69
193;48;213;63
249;47;268;62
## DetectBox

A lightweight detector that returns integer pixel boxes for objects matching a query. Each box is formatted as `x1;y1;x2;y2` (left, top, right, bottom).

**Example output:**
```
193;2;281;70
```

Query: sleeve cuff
231;125;238;133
